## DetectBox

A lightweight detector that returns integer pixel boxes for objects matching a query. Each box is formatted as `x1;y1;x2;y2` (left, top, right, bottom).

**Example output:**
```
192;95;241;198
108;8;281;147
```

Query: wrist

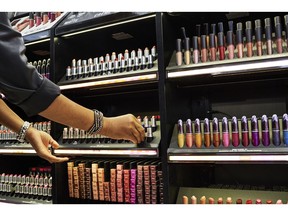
16;121;31;142
86;109;104;135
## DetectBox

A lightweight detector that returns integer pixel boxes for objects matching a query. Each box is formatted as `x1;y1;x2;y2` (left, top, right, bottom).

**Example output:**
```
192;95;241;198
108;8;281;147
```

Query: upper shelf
55;12;154;36
167;51;288;84
11;12;68;44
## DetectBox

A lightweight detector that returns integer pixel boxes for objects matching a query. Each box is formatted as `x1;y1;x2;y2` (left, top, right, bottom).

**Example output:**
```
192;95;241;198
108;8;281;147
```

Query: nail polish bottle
186;119;193;148
261;115;270;146
272;114;281;146
177;119;184;148
283;113;288;145
251;115;260;146
231;116;240;147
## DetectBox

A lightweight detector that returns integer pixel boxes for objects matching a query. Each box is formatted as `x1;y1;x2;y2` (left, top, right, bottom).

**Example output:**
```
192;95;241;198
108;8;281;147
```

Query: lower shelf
0;194;52;204
176;187;288;204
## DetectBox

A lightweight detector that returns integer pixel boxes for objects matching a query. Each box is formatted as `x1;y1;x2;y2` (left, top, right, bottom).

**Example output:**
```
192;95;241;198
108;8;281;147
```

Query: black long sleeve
0;12;60;116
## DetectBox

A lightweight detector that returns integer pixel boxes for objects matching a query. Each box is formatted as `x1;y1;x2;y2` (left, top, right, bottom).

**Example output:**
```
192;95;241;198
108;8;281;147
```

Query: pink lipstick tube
231;116;239;147
222;117;230;147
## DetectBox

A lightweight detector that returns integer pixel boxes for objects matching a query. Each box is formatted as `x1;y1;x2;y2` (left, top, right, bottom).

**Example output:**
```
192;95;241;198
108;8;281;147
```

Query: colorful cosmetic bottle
255;19;263;56
204;118;211;148
184;37;191;65
186;119;193;148
274;16;283;54
245;21;253;57
236;23;244;59
177;119;184;148
231;116;240;147
251;115;260;146
209;33;216;62
212;117;220;147
226;31;235;60
284;15;288;52
272;114;281;146
241;116;249;147
283;113;288;145
192;36;199;64
176;39;183;66
217;32;225;60
201;35;208;63
222;117;229;147
261;115;270;146
264;18;273;55
195;118;202;148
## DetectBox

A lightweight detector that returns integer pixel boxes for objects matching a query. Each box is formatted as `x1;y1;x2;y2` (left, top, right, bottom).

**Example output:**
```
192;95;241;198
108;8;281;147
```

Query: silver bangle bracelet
16;121;31;143
87;109;104;135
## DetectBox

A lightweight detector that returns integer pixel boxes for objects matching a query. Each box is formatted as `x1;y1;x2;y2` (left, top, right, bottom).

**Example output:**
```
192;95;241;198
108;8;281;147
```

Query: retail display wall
1;12;288;204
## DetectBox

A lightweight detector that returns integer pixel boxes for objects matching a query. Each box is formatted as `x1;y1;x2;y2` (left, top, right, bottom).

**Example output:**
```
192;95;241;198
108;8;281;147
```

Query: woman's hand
25;126;69;163
100;114;145;144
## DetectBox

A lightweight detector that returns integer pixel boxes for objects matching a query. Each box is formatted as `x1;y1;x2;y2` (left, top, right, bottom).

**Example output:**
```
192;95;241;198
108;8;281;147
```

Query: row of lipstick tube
176;15;288;65
66;46;157;80
182;195;286;204
177;114;288;148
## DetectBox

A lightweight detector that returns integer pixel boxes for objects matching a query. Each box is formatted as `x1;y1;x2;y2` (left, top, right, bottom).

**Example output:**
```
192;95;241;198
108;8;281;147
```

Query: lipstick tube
265;18;273;55
212;117;220;147
192;36;199;64
255;19;263;56
217;32;225;60
177;119;184;148
231;116;239;147
208;197;214;204
217;197;223;204
241;116;249;147
144;47;149;60
274;16;283;54
236;199;242;204
141;55;147;70
246;199;253;204
35;12;42;27
283;113;288;145
261;115;270;146
111;52;117;62
209;33;217;62
29;12;34;29
200;196;206;204
191;195;197;204
151;46;156;60
42;12;49;25
182;196;188;204
272;114;281;146
133;57;139;71
226;197;232;204
126;58;132;72
186;119;193;148
184;37;191;65
222;117;229;147
251;115;260;146
195;118;202;148
226;31;235;60
236;23;244;59
245;21;253;57
204;118;211;148
266;200;273;204
147;55;154;69
255;199;262;204
176;39;183;66
201;35;208;63
284;15;288;52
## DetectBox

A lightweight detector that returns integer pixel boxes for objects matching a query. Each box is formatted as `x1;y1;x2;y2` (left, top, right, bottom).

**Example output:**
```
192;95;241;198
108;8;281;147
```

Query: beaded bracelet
16;121;31;142
86;109;104;135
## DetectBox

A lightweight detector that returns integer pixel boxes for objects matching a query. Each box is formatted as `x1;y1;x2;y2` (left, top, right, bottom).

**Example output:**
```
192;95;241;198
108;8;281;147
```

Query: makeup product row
175;14;288;66
62;116;159;144
182;195;287;204
65;46;157;80
177;114;288;148
12;12;63;33
0;167;52;201
29;58;51;80
0;121;51;143
67;159;163;204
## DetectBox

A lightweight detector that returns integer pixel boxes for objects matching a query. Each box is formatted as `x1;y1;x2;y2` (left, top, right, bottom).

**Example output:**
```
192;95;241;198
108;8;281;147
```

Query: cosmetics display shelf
166;52;288;83
168;124;288;163
57;62;158;91
55;12;153;36
0;143;37;156
176;187;288;204
11;12;68;44
0;195;52;204
54;122;161;158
